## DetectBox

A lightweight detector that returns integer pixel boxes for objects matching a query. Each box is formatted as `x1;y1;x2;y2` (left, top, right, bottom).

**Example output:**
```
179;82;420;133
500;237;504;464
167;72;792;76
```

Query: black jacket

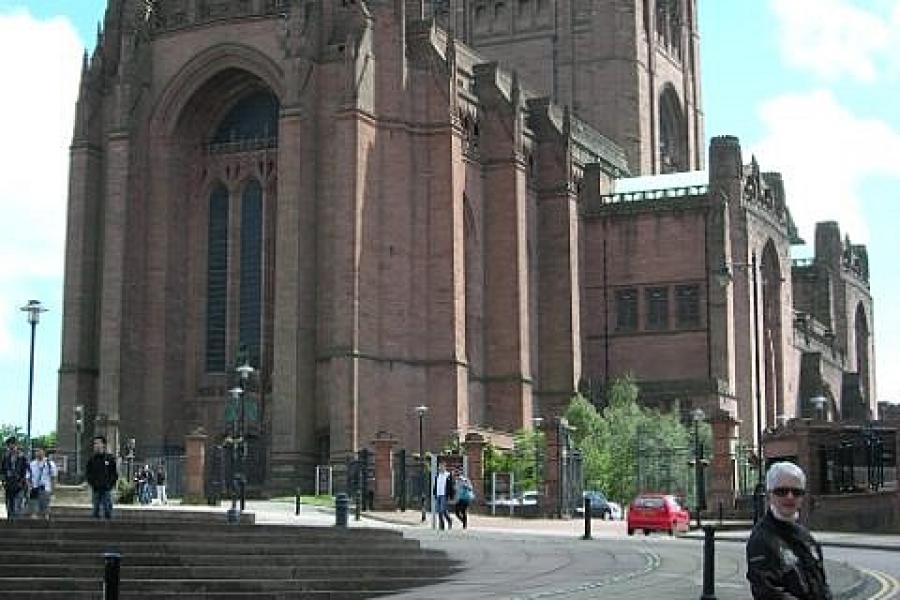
746;510;832;600
85;452;119;492
1;451;28;492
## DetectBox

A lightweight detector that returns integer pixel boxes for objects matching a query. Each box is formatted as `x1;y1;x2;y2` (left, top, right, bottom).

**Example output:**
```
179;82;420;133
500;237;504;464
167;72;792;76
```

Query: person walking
433;461;455;530
26;446;57;519
746;461;832;599
454;469;474;529
155;463;168;505
1;436;28;519
85;436;118;520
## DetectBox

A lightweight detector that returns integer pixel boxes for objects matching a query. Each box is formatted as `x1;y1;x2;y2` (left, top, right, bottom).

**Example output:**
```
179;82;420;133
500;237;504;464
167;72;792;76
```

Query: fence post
700;525;717;600
103;552;121;600
582;496;592;540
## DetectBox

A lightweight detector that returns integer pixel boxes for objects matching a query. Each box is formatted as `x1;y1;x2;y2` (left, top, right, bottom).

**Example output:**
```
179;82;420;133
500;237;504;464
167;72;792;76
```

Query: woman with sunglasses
746;461;832;599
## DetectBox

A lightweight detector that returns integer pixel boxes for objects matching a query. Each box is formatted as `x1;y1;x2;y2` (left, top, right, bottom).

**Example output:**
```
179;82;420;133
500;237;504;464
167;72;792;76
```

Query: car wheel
643;529;650;536
668;523;675;536
627;527;634;536
602;509;611;520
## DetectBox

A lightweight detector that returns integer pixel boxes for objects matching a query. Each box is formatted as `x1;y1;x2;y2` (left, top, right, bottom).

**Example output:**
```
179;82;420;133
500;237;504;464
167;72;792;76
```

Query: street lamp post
415;405;428;523
532;417;543;513
74;405;85;480
717;252;765;523
236;360;254;512
690;408;709;529
20;300;47;457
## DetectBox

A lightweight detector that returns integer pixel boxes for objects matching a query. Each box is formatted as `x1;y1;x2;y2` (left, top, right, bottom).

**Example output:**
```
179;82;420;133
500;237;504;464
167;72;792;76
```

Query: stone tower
430;0;704;175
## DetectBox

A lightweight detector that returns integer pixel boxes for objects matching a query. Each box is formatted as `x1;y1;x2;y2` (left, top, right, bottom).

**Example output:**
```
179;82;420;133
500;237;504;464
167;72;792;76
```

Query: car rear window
635;497;664;508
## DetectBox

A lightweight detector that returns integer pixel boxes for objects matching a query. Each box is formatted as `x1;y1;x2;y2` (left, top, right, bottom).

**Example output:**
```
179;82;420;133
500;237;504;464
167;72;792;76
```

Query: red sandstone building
58;0;875;501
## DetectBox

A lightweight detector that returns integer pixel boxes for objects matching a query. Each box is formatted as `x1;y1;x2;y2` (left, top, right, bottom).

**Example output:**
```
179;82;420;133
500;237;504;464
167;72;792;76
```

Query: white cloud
0;10;82;283
770;0;899;82
750;90;900;244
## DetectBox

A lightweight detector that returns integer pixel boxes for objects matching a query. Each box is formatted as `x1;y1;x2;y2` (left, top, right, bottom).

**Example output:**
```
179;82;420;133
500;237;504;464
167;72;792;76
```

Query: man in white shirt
26;446;57;519
432;462;454;530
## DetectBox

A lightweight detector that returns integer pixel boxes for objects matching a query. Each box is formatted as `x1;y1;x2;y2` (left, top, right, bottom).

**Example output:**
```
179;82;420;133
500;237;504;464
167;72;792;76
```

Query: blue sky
0;0;897;437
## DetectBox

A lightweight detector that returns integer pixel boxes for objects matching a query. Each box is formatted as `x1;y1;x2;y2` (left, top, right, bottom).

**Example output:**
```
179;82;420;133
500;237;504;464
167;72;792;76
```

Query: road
386;529;897;599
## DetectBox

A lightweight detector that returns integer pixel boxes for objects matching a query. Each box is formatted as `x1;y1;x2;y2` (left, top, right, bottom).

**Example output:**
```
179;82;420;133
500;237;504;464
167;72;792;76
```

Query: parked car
627;493;690;536
576;491;615;520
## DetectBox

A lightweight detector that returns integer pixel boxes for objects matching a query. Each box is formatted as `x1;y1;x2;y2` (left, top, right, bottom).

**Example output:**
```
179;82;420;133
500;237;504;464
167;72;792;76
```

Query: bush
116;478;136;504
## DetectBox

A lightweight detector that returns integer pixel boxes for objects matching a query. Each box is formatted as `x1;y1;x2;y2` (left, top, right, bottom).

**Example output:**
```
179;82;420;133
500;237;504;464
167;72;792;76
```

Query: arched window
212;90;279;148
658;86;687;173
239;179;263;367
855;303;870;404
206;183;229;372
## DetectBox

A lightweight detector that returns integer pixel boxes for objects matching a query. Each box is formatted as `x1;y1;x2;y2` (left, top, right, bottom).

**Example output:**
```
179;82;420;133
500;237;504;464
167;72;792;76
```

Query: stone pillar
542;418;569;518
709;412;738;511
372;432;398;510
184;429;208;504
464;433;485;508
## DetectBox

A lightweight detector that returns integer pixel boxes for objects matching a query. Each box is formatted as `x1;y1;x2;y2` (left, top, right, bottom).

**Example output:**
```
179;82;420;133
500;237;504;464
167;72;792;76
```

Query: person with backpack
454;469;474;529
85;436;118;519
1;436;28;519
26;446;57;519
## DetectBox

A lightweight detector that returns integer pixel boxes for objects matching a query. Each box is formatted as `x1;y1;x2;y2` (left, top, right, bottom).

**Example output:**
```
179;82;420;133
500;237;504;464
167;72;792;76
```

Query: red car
627;494;691;536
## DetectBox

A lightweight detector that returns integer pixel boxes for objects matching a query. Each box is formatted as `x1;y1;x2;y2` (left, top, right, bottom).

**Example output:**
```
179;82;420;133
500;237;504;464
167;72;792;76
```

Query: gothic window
615;289;638;332
659;86;687;173
675;284;700;328
239;179;263;368
645;286;669;330
212;90;279;149
654;0;682;58
475;4;488;33
494;2;507;31
206;183;229;372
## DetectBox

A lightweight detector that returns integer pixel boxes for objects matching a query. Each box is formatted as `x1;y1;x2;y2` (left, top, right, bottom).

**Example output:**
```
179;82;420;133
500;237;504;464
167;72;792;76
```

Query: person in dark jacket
746;461;832;599
1;436;28;519
85;436;118;519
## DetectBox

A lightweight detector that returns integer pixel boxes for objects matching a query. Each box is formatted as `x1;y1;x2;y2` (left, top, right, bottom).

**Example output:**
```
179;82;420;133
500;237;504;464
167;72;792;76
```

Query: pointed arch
855;302;870;405
760;240;784;426
659;85;687;173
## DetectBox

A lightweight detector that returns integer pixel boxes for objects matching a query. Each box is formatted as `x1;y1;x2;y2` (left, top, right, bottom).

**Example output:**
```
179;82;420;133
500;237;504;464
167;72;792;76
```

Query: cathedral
58;0;874;500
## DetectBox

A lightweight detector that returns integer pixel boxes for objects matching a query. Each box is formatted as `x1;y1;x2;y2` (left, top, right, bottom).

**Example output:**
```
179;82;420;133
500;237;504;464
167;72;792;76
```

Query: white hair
766;461;806;491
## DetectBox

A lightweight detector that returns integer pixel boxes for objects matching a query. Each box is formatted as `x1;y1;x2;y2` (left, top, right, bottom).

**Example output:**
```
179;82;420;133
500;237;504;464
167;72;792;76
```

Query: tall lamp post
229;359;255;518
532;417;543;512
690;408;709;529
415;405;428;523
74;405;85;480
717;252;765;523
20;299;47;457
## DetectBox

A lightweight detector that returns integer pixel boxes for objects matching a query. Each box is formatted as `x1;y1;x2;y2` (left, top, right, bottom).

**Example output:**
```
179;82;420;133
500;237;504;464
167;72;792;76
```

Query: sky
0;0;897;437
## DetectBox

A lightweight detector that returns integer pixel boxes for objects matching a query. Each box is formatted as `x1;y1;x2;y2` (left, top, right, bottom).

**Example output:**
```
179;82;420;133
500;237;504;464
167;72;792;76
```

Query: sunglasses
771;487;806;498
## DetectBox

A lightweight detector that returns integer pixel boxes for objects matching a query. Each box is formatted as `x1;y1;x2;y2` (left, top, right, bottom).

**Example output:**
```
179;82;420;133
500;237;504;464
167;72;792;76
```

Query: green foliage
0;424;24;444
481;430;545;493
564;376;709;505
32;431;57;450
116;478;136;504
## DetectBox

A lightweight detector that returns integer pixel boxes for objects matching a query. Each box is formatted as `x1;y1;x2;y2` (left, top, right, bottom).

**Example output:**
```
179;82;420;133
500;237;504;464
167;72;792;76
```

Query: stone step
0;591;400;599
47;506;258;524
0;564;460;580
0;576;440;592
0;524;408;544
3;550;449;568
0;538;424;555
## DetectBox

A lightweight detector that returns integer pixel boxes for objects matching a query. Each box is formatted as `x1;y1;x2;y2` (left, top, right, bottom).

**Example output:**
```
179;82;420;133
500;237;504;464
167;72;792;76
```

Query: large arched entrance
167;68;281;485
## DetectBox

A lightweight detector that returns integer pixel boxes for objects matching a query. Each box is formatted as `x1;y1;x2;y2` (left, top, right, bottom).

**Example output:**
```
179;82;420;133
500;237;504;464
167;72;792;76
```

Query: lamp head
415;405;428;417
236;360;255;380
715;263;733;289
229;387;243;400
20;299;48;324
692;408;705;422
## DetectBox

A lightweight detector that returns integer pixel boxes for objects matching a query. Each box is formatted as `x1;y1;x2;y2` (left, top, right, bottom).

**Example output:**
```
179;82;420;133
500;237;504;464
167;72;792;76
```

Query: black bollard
335;493;349;528
582;497;592;540
700;525;717;600
355;488;362;521
103;551;121;600
295;489;301;516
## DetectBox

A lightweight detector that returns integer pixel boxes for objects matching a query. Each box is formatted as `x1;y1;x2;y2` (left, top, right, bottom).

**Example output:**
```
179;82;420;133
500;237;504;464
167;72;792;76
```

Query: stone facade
58;0;874;503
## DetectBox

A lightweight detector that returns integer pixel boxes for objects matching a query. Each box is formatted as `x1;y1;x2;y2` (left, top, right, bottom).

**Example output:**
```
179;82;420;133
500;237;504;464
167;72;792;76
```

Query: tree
564;377;709;505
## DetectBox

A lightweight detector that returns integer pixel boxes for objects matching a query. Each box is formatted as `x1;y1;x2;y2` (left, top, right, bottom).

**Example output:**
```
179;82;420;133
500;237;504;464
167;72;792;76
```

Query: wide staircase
0;510;460;599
